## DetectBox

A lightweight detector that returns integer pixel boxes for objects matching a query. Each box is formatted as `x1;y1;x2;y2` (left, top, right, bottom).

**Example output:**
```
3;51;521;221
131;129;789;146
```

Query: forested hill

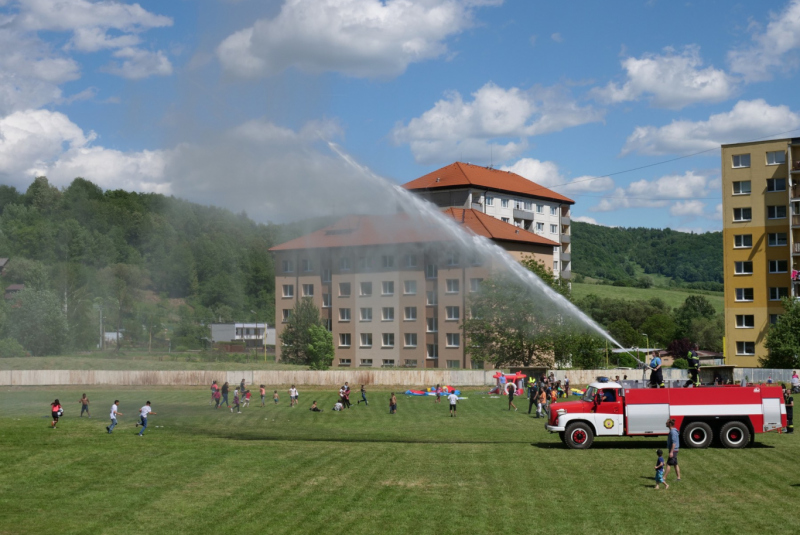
571;221;723;284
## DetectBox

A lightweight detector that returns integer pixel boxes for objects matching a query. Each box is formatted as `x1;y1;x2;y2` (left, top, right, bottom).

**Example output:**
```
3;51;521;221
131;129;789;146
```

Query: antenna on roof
489;146;493;169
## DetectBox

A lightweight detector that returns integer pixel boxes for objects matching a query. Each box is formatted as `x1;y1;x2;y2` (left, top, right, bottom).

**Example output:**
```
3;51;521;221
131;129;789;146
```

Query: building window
339;358;351;367
732;154;750;168
501;198;509;208
360;333;372;348
382;307;395;321
360;307;372;321
301;259;313;272
339;282;351;297
734;261;753;275
501;217;510;223
426;317;438;332
426;264;438;279
554;260;559;272
470;278;483;292
735;341;755;355
486;196;494;206
732;181;751;195
769;287;789;300
302;284;314;297
404;280;417;295
550;206;558;215
733;208;752;221
446;279;460;294
767;205;787;219
766;151;786;165
769;314;781;325
524;201;532;210
427;344;438;358
282;260;294;273
768;233;788;246
446;333;460;347
550;224;558;234
404;254;418;267
382;255;395;268
426;291;437;306
445;306;460;321
735;315;755;328
404;333;417;348
339;333;351;347
282;309;291;322
322;269;331;282
339;257;352;271
360;282;372;297
382;333;395;348
446;360;460;369
360;358;373;367
769;260;788;273
380;281;393;296
322;294;331;308
767;178;786;192
282;284;294;298
404;307;417;321
735;288;754;302
405;359;418;367
446;253;459;266
515;201;523;210
734;234;752;248
358;257;372;270
382;359;395;367
339;308;351;321
536;222;544;232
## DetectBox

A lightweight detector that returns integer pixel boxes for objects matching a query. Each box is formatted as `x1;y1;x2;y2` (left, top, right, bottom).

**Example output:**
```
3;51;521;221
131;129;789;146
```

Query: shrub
671;358;688;369
0;338;28;358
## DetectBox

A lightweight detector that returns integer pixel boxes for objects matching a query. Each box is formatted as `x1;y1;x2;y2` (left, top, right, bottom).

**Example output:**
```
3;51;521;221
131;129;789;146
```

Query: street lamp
251;310;267;362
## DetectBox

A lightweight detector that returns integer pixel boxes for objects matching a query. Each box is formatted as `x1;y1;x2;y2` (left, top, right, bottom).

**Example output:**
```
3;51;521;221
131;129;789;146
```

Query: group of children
210;380;281;412
49;398;157;437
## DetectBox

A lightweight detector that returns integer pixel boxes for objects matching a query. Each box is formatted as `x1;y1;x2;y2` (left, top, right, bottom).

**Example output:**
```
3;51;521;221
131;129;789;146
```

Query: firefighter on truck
685;344;701;388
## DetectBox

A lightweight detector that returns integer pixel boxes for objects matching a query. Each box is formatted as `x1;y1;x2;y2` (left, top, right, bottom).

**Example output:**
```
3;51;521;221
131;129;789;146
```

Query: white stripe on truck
669;404;762;416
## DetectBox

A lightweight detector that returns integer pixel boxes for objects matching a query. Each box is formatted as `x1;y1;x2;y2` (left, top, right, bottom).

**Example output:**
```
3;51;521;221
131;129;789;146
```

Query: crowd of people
520;373;570;418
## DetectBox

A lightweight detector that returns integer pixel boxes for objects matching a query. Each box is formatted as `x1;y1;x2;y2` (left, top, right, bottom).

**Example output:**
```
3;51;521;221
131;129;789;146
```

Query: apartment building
403;162;574;279
721;138;800;366
270;209;559;368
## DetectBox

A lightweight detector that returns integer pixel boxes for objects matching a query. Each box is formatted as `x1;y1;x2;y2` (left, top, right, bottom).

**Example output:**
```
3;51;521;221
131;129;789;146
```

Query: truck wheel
565;422;594;449
719;421;750;449
682;422;712;449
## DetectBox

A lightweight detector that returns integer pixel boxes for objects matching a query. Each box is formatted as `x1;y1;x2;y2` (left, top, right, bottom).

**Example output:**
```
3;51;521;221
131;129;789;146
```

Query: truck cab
546;381;625;448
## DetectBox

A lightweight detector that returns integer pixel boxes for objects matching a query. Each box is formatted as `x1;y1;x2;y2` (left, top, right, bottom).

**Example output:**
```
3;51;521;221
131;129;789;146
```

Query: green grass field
571;282;725;314
0;385;795;534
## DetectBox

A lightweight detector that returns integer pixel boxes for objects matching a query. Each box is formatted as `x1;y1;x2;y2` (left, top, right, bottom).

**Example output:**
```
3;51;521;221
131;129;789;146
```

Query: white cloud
551;32;563;43
670;199;706;217
572;215;599;225
500;158;614;195
391;82;604;164
216;0;502;78
593;46;736;109
621;99;800;156
591;171;713;213
103;47;172;79
728;0;800;82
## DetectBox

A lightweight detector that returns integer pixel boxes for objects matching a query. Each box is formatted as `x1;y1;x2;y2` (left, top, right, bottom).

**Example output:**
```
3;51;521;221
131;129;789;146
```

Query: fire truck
545;381;787;449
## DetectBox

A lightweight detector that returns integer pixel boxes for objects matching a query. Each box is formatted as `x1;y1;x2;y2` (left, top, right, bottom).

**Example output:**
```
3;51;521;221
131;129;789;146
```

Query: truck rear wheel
565;422;594;449
719;421;750;448
682;421;712;449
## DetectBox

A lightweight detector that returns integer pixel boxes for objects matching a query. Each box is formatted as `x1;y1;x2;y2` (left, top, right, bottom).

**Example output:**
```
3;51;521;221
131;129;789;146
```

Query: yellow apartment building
721;138;800;366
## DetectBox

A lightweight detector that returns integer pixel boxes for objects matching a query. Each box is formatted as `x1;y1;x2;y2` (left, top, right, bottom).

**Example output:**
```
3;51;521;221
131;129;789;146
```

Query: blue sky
1;0;800;232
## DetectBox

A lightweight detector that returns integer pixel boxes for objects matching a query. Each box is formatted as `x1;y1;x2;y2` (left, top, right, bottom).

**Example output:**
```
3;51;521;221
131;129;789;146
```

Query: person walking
356;385;368;406
343;382;351;409
136;402;156;437
389;393;397;414
664;418;681;482
783;384;794;433
231;391;241;413
289;385;298;407
107;400;122;433
448;390;458;417
210;380;218;405
213;389;221;409
221;382;230;408
435;384;442;403
536;387;547;418
564;376;570;396
527;380;538;414
260;385;266;407
498;374;507;395
78;394;91;418
654;449;668;490
239;378;246;396
50;399;62;429
507;382;518;411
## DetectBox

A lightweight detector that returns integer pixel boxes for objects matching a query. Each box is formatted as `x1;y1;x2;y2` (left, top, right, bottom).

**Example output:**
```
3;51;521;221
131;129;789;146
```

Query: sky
1;0;800;232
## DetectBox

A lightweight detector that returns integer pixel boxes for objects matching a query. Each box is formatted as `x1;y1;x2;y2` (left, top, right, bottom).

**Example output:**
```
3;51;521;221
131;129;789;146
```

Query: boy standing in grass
107;400;122;434
447;391;458;417
260;385;266;407
78;394;91;417
390;393;397;414
289;385;298;407
273;390;279;404
654;449;668;490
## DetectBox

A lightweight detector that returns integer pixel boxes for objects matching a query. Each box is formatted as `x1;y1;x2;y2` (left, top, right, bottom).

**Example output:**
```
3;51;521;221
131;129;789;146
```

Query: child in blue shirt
655;449;668;490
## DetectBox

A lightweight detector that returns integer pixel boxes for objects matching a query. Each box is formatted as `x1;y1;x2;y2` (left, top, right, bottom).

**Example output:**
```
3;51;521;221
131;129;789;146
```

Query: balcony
794;215;800;228
513;208;534;221
793;184;800;199
560;252;571;262
794;243;800;256
561;216;571;226
560;234;571;244
561;269;572;280
793;160;800;172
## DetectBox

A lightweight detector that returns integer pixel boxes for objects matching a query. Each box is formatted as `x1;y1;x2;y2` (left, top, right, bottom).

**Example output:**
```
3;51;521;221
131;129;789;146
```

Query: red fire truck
545;381;787;449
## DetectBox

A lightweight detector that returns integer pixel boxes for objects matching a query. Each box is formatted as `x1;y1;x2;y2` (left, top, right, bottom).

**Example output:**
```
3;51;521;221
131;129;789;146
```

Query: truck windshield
582;386;597;402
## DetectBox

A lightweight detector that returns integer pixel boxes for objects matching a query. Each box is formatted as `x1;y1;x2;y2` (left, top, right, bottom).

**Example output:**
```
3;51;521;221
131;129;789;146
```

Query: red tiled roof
270;209;558;251
402;162;574;204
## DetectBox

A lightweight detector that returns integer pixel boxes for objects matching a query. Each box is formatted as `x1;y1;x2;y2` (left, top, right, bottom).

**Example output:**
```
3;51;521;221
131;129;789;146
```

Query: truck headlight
557;409;567;416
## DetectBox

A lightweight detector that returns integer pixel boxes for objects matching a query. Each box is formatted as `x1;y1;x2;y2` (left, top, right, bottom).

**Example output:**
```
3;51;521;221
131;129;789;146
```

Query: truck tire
719;421;750;449
565;422;594;449
682;421;712;449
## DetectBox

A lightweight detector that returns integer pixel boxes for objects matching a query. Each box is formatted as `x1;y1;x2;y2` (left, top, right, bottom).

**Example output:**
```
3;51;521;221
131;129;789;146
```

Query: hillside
571;221;723;285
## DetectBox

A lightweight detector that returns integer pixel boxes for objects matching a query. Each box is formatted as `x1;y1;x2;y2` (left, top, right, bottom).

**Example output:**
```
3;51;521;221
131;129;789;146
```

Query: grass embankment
571;282;724;314
0;385;795;534
0;351;307;370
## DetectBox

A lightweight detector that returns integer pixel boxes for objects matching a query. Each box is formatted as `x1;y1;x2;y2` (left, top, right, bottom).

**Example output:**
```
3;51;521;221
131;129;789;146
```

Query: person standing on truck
685;345;701;387
783;384;794;434
664;419;681;482
649;352;665;388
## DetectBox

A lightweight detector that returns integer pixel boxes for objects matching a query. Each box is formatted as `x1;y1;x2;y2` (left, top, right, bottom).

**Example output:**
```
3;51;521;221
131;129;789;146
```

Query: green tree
762;297;800;368
0;338;27;358
520;256;570;298
25;176;61;213
280;297;322;365
8;288;68;356
639;314;677;348
553;330;606;369
307;324;334;370
689;315;724;353
99;264;147;351
607;319;642;348
674;295;716;337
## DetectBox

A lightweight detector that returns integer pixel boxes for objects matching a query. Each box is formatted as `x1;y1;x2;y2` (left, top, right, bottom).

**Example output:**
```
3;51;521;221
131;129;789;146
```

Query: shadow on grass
530;441;775;450
179;430;536;445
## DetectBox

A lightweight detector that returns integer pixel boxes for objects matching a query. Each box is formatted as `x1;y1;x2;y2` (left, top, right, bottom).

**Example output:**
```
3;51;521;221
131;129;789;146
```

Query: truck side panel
625;404;669;435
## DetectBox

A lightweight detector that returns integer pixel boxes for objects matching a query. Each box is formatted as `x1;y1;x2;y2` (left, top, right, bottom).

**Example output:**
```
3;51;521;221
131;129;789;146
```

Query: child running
213;389;221;409
260;385;266;407
244;390;251;407
654;449;668;490
356;385;368;406
231;391;241;413
78;394;91;417
389;393;397;414
273;390;279;404
447;390;458;417
50;399;62;429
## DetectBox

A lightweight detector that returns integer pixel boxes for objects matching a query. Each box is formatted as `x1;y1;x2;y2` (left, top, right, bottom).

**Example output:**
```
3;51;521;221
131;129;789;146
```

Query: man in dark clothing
527;380;538;415
685;345;701;387
784;384;794;433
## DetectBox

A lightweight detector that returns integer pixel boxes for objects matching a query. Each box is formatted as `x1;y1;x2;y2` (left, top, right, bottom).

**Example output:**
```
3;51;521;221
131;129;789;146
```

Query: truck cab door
592;389;624;436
